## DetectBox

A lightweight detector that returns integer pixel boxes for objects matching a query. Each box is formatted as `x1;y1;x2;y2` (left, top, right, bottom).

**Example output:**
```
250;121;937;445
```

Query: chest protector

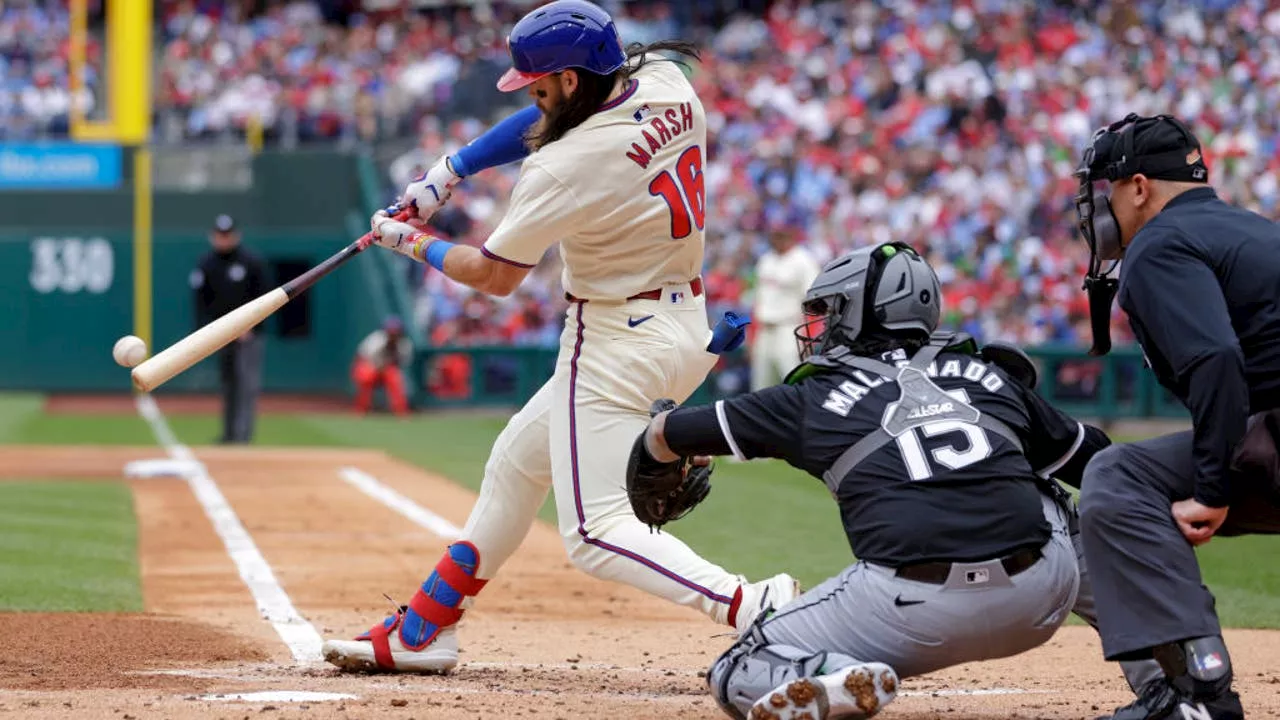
815;332;1024;496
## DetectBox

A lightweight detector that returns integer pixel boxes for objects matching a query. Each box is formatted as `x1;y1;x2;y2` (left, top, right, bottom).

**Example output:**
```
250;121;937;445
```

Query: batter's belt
565;276;703;303
893;546;1043;585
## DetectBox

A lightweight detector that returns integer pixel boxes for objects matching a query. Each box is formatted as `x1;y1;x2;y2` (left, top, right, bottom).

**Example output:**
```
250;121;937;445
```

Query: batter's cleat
322;609;459;674
733;573;802;633
1097;678;1244;720
750;663;899;720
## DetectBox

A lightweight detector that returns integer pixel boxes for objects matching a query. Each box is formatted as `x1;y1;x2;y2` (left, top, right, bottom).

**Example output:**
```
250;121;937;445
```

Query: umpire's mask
795;242;940;362
1073;112;1207;356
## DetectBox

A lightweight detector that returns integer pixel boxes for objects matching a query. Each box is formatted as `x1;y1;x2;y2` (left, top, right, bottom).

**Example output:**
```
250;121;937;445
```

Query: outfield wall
0;148;397;394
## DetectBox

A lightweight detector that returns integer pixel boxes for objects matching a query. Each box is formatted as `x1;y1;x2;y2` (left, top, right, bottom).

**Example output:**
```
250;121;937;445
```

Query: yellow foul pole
69;0;154;352
119;1;155;352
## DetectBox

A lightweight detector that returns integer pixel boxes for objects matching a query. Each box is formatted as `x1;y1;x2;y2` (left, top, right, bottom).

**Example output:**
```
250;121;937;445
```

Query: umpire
1073;113;1280;720
190;214;267;444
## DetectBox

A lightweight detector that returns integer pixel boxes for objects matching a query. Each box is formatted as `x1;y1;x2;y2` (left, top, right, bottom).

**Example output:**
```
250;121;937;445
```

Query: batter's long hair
524;40;701;152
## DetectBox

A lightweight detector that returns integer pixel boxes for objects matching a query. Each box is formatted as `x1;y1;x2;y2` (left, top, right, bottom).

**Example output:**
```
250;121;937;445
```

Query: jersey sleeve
1014;382;1111;488
482;162;582;268
1016;382;1086;476
1119;233;1247;507
664;384;807;463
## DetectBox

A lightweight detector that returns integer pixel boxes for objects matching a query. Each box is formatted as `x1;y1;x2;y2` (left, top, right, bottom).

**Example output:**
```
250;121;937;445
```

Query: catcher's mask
795;242;940;362
1074;112;1207;356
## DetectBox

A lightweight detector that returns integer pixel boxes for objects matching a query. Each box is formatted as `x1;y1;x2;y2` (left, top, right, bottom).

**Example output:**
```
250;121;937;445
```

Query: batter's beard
522;40;702;153
524;73;615;152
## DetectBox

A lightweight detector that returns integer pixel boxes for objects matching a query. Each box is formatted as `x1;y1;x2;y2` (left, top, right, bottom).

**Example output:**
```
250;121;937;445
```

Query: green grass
0;395;1277;627
0;481;142;611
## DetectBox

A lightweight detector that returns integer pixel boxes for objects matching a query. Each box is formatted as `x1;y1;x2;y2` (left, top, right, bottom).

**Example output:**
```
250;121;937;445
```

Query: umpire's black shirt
1119;187;1280;507
191;246;268;330
663;349;1095;566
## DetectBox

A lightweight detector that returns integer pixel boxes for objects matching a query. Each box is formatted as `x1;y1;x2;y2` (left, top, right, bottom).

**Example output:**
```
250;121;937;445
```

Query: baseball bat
131;209;412;392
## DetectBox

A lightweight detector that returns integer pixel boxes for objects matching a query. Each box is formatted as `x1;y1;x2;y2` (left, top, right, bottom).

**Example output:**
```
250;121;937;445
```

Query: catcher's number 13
650;146;706;240
895;389;994;481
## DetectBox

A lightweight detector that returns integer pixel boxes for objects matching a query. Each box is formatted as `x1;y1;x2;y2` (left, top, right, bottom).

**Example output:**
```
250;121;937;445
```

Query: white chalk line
900;688;1055;697
135;393;325;664
128;409;1055;703
201;691;357;703
338;465;462;539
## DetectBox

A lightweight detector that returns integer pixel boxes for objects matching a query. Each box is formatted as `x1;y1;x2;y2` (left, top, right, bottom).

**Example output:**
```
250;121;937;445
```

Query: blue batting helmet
497;0;627;92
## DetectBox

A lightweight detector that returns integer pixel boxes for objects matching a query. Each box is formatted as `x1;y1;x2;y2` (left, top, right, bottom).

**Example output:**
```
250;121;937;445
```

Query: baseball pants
710;492;1083;717
1079;430;1280;660
456;285;749;624
352;359;409;415
750;322;799;391
218;334;263;444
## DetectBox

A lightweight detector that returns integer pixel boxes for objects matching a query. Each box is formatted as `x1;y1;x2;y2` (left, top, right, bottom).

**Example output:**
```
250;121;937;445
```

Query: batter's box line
135;393;326;665
338;466;463;539
899;688;1059;697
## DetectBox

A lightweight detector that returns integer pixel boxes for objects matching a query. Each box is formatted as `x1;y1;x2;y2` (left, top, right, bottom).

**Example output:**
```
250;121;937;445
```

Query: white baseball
113;335;148;368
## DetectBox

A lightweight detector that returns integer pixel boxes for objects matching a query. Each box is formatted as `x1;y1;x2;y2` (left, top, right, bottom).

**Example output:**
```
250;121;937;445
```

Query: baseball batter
626;244;1167;719
751;218;822;391
322;0;797;674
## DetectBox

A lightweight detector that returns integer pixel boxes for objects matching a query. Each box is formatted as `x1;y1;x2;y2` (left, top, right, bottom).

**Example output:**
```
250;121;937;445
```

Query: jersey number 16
649;146;706;240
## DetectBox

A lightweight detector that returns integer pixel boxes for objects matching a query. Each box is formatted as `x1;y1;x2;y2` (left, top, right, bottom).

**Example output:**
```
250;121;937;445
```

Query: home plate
201;691;357;703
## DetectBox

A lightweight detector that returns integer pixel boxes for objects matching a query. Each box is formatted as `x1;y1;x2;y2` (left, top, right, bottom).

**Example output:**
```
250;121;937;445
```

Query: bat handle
358;207;416;250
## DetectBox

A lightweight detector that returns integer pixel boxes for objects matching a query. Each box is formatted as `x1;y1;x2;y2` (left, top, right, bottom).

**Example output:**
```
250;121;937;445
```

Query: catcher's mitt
626;399;714;531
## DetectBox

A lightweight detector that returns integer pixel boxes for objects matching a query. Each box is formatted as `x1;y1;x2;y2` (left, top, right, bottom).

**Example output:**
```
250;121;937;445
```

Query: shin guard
398;541;488;649
1152;635;1233;701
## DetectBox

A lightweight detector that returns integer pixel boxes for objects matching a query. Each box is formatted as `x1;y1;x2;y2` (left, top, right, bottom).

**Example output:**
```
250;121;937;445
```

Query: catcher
627;243;1123;720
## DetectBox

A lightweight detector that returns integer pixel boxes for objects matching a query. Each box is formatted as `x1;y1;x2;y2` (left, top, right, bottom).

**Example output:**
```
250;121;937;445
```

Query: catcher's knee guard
706;623;856;720
397;541;488;649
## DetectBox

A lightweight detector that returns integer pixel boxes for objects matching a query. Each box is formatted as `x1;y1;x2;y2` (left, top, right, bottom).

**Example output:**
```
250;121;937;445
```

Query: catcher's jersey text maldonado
821;355;1007;417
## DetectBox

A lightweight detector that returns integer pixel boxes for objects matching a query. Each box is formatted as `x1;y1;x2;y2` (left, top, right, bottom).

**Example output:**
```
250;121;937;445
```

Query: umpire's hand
1172;499;1229;546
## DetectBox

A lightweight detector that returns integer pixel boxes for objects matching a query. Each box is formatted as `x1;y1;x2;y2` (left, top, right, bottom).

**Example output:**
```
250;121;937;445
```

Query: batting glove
402;156;462;220
370;217;433;263
369;200;405;235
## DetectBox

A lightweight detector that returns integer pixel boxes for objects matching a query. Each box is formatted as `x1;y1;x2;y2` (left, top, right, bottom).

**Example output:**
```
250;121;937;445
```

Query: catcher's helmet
795;242;941;361
497;0;627;92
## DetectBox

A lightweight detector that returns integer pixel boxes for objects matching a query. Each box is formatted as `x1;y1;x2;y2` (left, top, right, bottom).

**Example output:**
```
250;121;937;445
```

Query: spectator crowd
11;0;1280;356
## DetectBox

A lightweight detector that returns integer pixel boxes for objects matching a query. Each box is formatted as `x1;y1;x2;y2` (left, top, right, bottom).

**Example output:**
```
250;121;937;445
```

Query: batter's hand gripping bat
130;209;413;392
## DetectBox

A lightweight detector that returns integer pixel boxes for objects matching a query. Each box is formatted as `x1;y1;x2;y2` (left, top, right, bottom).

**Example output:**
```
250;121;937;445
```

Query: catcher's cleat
750;663;899;720
322;610;459;674
732;573;801;633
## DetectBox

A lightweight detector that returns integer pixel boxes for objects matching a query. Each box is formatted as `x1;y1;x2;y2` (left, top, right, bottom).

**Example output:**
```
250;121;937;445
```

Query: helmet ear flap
868;244;941;339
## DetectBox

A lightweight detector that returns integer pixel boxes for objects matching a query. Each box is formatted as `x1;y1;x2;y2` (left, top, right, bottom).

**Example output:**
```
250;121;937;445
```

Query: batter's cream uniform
455;58;756;625
751;244;821;391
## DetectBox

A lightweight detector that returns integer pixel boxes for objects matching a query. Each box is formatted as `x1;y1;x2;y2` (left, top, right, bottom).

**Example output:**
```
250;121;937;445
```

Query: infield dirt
0;445;1275;719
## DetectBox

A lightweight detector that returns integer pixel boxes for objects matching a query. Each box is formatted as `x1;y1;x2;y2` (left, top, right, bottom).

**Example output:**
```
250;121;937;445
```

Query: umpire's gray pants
1079;430;1280;660
219;334;263;444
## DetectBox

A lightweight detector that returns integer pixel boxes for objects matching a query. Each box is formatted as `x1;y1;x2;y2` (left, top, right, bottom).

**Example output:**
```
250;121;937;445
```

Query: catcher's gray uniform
663;337;1163;718
643;244;1164;718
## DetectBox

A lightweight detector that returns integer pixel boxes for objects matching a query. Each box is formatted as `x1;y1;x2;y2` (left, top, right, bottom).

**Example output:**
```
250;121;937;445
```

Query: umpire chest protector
814;332;1024;497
